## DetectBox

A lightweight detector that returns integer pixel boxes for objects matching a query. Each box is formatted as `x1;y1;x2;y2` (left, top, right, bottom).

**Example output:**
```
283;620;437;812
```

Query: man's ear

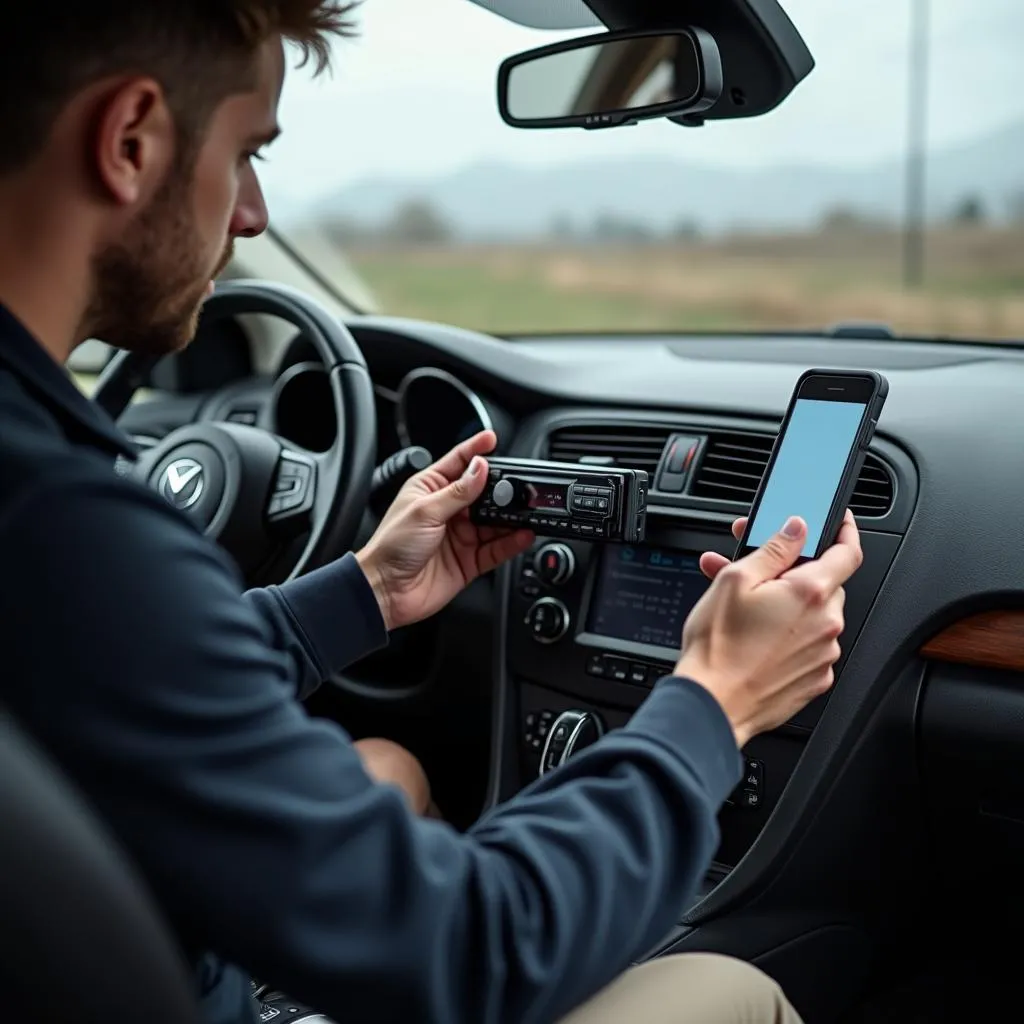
91;78;176;207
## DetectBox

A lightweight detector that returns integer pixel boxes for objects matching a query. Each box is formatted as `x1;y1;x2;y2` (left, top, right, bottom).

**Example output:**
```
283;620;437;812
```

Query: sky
257;0;1024;219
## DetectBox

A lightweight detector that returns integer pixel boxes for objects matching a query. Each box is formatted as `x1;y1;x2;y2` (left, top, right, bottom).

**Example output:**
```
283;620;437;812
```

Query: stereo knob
533;543;575;585
492;479;515;507
524;597;570;644
539;709;605;776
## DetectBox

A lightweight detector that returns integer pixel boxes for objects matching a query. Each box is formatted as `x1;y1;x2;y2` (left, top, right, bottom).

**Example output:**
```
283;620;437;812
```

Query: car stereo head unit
470;457;648;543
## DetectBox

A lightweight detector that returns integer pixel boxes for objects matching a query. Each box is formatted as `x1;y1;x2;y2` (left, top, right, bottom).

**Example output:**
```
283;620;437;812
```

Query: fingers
429;431;498;484
476;529;534;575
700;517;747;578
733;516;807;584
699;551;731;581
421;454;489;524
783;510;863;594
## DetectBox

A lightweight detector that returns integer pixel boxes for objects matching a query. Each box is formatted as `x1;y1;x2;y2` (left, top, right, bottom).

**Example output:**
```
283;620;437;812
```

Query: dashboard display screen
587;546;709;651
526;482;568;511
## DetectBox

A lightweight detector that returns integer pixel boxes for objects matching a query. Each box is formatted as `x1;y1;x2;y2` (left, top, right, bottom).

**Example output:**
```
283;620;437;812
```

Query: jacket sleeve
243;553;388;699
4;477;741;1024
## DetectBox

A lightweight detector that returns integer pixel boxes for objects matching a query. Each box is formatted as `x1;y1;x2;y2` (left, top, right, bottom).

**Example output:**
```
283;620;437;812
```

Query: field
346;226;1024;341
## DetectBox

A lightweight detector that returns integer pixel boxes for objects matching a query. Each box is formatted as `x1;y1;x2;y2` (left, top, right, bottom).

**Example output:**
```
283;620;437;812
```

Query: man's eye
244;151;267;164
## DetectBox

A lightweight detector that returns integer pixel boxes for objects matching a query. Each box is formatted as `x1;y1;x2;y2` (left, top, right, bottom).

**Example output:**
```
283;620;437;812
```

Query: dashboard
118;309;1024;1020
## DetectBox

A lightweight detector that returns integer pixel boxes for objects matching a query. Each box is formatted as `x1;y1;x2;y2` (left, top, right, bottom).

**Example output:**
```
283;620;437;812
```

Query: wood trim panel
921;610;1024;672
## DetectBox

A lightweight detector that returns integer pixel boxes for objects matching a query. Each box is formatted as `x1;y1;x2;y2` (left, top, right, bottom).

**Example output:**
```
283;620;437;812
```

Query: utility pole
903;0;930;288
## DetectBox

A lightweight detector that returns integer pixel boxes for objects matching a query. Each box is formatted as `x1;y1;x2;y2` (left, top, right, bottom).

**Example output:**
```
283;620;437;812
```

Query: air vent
690;433;774;504
691;431;894;518
546;425;671;476
849;456;895;518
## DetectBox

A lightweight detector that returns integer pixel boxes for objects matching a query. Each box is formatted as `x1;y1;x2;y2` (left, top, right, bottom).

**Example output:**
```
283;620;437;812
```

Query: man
0;4;860;1023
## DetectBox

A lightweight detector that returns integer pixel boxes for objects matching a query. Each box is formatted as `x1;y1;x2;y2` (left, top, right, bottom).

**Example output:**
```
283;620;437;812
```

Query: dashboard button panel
726;758;765;811
583;651;674;687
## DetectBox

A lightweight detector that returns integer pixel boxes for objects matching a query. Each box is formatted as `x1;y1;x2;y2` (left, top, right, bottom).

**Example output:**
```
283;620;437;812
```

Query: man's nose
230;180;269;239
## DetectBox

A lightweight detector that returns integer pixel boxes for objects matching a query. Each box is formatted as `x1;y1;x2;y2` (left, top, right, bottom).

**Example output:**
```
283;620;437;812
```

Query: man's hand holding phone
676;510;862;749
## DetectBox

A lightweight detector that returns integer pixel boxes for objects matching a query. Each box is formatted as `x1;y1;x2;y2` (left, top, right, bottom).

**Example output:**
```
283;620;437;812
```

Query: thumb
739;516;807;582
426;455;488;523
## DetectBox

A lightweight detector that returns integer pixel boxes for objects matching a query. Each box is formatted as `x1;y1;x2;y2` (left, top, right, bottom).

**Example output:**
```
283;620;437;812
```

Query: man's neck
0;188;91;365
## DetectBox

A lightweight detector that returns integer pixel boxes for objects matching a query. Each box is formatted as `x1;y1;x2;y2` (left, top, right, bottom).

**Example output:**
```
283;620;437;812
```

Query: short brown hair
0;1;359;175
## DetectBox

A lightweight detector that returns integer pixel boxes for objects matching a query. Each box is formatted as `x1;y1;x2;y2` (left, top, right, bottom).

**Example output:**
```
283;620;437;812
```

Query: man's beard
84;169;232;357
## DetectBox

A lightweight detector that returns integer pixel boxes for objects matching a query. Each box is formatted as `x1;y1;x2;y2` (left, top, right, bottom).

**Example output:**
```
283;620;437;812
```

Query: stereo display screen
586;545;709;651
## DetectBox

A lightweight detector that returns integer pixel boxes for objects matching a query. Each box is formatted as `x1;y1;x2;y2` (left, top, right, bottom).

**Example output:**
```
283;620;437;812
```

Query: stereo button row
585;653;674;687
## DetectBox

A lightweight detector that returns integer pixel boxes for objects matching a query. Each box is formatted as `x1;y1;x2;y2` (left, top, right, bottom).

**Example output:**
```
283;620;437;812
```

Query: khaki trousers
557;954;804;1024
270;953;802;1023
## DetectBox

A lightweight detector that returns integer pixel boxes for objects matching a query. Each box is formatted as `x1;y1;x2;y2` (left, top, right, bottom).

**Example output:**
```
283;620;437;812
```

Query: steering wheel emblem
160;458;205;510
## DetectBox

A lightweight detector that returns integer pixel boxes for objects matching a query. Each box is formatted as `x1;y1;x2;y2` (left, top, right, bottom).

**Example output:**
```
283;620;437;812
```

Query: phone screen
744;381;872;559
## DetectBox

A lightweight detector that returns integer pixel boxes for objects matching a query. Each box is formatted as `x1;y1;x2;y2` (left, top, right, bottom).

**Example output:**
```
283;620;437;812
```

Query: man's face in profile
86;40;284;356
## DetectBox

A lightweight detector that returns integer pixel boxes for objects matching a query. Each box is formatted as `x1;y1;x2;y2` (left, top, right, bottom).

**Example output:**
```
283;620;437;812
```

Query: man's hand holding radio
357;431;534;631
677;510;862;749
358;429;861;753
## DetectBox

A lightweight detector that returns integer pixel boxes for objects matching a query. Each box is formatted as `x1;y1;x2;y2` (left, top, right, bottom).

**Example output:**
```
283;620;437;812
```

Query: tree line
325;191;1024;247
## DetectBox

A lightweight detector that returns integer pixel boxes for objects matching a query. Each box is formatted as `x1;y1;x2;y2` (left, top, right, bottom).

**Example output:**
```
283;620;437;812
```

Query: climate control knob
533;543;575;586
524;597;570;644
539;709;605;775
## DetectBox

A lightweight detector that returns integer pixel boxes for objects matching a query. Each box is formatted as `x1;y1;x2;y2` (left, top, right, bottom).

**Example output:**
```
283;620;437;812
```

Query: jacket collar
0;304;134;458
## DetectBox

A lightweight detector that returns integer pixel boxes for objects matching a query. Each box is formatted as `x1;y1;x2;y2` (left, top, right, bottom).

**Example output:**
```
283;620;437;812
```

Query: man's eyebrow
249;126;282;147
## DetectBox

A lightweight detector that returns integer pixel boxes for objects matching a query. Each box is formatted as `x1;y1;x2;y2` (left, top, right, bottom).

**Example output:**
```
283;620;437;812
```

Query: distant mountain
320;118;1024;237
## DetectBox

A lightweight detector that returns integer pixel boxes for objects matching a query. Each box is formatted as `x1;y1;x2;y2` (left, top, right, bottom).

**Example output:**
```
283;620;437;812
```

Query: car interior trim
920;610;1024;672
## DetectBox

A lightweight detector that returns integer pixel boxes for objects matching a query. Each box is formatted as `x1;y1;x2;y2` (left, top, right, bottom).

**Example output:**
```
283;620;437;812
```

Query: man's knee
560;952;801;1023
353;738;433;817
665;954;797;1021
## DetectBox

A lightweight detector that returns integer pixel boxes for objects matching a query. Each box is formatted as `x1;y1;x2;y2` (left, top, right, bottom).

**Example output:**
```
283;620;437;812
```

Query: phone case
735;367;889;562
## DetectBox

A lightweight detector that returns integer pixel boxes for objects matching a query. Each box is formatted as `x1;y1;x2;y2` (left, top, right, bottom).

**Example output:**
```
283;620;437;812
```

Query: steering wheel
93;280;377;584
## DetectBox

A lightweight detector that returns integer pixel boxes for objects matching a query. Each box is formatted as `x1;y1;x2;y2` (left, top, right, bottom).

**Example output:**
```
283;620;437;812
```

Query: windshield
261;0;1024;342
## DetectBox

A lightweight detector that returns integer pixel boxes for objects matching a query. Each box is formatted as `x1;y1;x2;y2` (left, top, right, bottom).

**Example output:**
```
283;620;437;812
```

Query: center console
497;513;902;869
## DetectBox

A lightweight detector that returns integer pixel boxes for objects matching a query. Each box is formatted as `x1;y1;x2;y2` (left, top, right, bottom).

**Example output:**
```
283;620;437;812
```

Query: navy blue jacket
0;304;742;1024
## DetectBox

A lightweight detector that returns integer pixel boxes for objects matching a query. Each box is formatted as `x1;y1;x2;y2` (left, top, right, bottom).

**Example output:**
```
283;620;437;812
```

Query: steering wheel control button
267;451;316;522
533;543;576;586
539;710;606;776
524;597;570;644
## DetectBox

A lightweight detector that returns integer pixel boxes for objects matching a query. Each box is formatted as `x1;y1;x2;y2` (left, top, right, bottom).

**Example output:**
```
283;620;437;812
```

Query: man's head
0;2;357;358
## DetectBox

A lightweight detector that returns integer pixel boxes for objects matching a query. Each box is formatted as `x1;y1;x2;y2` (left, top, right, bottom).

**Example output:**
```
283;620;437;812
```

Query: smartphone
734;368;889;563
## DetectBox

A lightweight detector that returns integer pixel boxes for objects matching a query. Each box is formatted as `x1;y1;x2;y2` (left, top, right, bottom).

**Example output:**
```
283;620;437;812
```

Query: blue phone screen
746;398;866;558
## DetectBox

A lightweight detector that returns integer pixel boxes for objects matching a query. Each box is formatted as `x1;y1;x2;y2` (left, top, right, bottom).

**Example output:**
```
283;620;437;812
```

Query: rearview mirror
497;28;723;130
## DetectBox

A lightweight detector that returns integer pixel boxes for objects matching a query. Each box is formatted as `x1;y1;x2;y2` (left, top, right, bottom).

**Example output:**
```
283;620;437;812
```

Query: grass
346;226;1024;341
